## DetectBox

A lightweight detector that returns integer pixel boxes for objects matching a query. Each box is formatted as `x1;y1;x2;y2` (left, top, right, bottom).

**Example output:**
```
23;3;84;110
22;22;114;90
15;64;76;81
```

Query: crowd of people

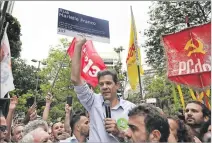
0;38;211;143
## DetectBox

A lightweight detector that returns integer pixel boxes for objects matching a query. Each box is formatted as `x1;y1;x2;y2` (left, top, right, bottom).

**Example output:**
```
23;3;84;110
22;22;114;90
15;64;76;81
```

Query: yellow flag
126;6;144;90
196;90;210;102
198;92;204;102
206;89;210;97
189;88;197;100
177;85;185;110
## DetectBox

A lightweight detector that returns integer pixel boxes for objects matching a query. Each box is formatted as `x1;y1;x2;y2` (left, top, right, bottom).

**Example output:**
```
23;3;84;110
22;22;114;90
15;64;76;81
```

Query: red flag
67;38;106;87
162;22;211;89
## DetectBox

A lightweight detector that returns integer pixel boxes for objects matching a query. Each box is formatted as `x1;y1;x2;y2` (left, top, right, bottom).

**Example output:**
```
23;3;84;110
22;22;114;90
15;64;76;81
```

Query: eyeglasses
0;125;7;132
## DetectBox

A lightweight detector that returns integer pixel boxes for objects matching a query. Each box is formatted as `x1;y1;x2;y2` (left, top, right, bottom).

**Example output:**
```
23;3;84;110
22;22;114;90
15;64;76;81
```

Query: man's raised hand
75;37;86;48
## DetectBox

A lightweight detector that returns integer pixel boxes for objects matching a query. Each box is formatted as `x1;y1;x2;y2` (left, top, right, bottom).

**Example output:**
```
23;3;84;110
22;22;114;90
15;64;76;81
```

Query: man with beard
11;124;24;142
185;101;210;137
125;104;170;143
71;38;135;142
60;112;89;143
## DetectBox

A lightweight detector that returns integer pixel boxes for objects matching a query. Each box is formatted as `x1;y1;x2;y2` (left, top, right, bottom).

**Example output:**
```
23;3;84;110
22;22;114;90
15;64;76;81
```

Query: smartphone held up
67;96;72;106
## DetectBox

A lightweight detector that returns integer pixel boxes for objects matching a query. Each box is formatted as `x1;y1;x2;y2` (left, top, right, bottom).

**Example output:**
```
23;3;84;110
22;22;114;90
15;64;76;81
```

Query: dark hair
128;104;170;142
187;101;211;118
199;118;211;141
167;116;193;142
70;114;81;132
97;69;118;84
177;109;185;122
70;111;86;133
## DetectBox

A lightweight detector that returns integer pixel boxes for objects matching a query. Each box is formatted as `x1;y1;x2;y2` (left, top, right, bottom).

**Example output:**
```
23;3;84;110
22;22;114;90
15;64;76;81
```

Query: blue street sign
57;8;110;43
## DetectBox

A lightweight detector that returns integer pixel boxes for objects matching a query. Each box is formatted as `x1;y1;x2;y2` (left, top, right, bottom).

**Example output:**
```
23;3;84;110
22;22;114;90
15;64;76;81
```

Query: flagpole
49;52;68;93
130;6;143;99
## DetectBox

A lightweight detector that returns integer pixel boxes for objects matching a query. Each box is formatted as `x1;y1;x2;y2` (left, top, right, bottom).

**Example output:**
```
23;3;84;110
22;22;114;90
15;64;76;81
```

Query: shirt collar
101;95;124;110
70;136;88;143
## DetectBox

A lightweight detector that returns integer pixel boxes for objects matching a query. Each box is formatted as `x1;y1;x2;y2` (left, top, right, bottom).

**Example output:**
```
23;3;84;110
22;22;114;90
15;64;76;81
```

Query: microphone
105;100;120;141
104;100;111;118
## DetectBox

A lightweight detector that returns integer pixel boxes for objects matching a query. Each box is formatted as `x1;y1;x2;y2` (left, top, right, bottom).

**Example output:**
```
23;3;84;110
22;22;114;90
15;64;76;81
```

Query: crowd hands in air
0;38;211;143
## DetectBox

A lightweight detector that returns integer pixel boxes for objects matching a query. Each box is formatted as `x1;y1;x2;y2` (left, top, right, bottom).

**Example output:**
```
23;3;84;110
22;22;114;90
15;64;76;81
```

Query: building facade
7;1;15;14
0;1;15;14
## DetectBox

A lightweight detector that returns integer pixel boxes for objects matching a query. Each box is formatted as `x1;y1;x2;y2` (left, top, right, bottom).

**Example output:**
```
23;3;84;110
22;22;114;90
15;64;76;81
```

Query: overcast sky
12;1;152;70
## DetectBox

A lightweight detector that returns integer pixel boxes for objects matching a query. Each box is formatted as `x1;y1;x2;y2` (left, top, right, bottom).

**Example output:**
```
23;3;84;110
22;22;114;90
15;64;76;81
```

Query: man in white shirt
71;38;135;142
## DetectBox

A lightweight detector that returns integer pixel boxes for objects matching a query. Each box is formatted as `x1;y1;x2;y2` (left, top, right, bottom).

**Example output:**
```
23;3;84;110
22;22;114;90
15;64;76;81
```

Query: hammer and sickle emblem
184;39;206;57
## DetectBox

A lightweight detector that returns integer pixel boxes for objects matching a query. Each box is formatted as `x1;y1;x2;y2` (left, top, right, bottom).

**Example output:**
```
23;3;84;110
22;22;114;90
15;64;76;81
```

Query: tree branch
195;1;208;22
206;10;211;18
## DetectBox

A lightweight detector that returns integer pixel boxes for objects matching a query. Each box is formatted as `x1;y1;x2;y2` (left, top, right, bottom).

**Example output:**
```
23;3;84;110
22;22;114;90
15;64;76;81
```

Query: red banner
67;38;106;87
162;22;211;89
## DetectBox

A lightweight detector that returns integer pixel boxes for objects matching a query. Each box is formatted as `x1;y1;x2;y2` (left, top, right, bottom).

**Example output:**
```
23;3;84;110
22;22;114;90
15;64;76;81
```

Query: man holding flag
70;37;135;142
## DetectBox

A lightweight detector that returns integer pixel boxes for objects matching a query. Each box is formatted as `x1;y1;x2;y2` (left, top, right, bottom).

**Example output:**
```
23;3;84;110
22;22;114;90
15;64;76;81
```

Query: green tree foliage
11;58;47;115
38;38;83;122
0;13;22;58
144;1;211;70
143;74;195;115
11;58;39;96
15;92;33;114
143;1;211;114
